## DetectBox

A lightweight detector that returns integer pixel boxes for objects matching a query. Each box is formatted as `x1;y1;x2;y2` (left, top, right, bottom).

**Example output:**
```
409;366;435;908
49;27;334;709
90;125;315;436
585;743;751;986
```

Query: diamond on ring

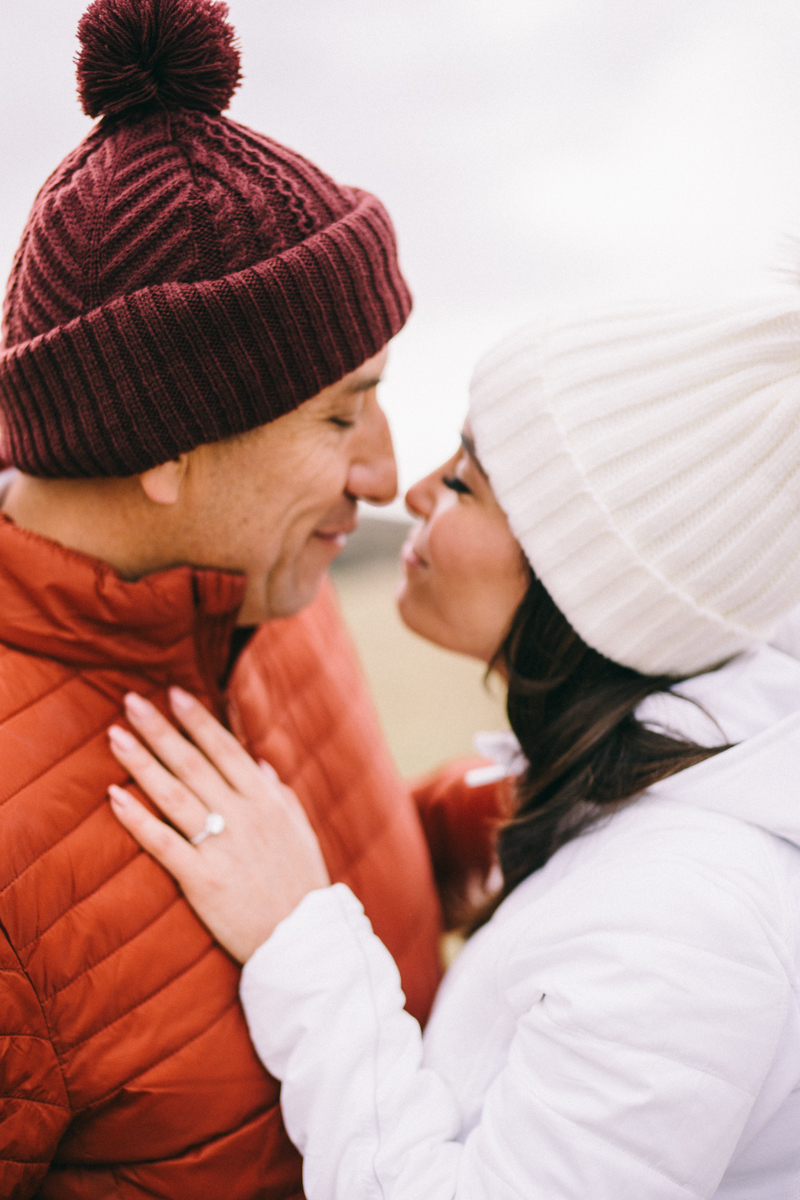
190;812;226;846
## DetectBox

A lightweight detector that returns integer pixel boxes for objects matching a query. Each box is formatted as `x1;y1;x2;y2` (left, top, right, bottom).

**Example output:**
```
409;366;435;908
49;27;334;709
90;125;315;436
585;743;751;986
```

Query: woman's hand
107;688;330;962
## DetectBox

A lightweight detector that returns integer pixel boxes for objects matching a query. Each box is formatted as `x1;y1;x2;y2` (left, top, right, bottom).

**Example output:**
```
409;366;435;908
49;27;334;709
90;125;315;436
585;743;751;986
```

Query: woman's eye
442;475;471;495
328;417;355;429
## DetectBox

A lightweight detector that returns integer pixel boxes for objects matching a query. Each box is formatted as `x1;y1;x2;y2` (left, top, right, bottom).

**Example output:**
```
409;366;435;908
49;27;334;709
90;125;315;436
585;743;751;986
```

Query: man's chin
239;566;331;625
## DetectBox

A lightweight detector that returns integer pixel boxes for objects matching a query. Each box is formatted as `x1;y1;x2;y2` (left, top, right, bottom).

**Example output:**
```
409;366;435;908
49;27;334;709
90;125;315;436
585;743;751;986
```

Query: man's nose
346;401;398;506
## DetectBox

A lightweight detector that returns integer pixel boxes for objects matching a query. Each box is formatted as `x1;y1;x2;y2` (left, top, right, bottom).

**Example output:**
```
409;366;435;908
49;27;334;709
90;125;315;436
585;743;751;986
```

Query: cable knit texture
0;0;411;477
470;299;800;676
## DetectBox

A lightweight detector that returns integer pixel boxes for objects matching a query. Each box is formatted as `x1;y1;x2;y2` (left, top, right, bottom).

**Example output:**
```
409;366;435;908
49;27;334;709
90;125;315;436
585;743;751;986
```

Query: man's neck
1;470;172;580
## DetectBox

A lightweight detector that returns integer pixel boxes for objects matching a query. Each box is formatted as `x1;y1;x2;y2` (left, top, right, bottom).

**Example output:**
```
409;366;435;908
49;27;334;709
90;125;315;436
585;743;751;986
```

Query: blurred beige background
331;518;508;779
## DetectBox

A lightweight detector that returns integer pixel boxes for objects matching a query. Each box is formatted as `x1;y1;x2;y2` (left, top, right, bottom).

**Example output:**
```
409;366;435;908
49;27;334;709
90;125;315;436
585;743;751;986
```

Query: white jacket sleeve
241;885;464;1200
240;865;791;1200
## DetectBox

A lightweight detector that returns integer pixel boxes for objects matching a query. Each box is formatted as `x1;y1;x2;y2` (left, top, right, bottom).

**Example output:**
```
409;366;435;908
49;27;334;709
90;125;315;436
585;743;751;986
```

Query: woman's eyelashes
442;475;471;495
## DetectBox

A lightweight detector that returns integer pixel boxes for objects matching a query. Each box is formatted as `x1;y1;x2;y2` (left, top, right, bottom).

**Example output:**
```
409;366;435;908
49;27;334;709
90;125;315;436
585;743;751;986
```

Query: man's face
177;347;395;622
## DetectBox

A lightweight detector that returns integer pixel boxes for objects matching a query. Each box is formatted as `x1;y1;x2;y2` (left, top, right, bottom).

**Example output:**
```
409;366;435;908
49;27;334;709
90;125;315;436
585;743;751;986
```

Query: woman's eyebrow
460;431;489;479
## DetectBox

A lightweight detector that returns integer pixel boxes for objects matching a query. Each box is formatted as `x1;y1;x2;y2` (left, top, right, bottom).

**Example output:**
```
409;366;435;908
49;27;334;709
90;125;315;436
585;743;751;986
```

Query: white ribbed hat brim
470;299;800;677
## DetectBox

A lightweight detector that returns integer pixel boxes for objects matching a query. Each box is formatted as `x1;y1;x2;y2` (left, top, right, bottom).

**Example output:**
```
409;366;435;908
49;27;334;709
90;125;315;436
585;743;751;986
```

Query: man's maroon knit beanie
0;0;412;478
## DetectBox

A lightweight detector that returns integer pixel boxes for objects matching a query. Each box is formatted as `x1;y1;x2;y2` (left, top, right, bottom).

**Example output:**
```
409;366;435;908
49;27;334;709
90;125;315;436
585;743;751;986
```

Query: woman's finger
123;692;239;809
108;754;331;962
169;687;272;796
108;725;212;841
109;785;202;883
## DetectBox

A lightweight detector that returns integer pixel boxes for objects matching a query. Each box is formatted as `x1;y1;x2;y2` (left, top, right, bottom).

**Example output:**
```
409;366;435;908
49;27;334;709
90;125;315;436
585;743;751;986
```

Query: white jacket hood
644;604;800;849
649;706;800;848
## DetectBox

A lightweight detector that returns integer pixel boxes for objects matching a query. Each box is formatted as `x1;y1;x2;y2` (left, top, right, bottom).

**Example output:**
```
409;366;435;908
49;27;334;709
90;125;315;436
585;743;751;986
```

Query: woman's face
397;423;530;662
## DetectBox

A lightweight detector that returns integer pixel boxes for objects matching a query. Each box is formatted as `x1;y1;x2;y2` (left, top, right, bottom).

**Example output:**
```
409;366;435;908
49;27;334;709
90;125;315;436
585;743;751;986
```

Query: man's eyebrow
343;375;382;394
460;431;488;479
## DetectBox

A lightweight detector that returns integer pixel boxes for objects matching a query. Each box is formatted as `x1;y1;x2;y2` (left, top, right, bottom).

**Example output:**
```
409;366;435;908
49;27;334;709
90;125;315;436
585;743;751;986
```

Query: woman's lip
401;537;427;569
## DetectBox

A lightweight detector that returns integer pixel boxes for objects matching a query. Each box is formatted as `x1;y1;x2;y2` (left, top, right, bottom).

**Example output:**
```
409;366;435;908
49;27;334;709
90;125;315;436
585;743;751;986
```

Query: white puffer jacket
240;637;800;1199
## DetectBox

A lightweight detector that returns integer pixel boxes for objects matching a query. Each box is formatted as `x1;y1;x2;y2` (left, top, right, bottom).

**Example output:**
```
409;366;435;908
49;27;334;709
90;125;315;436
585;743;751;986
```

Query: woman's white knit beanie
469;298;800;677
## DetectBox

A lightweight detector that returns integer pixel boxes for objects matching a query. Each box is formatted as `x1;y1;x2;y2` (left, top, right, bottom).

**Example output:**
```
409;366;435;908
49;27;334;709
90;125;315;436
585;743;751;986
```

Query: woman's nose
404;471;438;520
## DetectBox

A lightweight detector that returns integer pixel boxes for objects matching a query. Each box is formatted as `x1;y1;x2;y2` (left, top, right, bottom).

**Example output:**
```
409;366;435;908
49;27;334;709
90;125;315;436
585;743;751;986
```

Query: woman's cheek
396;576;443;644
426;516;482;583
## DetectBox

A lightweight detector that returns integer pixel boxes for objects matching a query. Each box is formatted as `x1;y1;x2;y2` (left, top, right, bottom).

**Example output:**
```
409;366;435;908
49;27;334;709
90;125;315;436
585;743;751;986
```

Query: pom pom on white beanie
470;298;800;677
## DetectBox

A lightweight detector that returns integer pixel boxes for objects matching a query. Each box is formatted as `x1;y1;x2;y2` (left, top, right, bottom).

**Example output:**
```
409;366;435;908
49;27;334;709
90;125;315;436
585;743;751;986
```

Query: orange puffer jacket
0;516;442;1200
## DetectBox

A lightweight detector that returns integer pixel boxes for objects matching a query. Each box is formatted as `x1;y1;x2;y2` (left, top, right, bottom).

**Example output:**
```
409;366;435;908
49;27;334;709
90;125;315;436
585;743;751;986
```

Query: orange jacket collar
0;514;246;685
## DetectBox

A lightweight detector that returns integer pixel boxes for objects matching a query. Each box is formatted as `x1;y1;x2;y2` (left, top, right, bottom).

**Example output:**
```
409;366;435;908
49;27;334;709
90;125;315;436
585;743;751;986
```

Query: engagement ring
190;812;226;846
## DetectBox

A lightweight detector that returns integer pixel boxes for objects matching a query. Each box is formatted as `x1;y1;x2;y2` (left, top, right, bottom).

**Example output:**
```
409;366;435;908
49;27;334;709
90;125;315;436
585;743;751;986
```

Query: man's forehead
311;371;380;409
344;346;389;388
314;351;388;406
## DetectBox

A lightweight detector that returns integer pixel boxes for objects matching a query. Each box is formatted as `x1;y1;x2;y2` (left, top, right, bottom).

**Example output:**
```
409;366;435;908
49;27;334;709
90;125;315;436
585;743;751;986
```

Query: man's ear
138;455;189;505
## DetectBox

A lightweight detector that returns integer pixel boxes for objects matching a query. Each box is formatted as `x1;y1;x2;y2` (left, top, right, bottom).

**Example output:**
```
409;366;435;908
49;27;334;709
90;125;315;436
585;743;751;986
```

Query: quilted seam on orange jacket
0;515;442;1200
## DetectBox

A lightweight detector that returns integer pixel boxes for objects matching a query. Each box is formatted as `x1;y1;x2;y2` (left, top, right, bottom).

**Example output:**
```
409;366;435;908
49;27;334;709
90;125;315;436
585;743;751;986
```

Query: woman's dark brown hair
483;569;729;918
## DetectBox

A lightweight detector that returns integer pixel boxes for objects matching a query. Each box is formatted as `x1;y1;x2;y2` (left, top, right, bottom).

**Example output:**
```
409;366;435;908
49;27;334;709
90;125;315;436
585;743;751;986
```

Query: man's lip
313;522;358;544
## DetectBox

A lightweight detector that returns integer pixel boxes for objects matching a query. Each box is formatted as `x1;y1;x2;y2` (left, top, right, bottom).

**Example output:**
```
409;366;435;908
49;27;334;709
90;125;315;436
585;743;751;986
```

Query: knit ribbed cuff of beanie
470;300;800;678
0;190;410;478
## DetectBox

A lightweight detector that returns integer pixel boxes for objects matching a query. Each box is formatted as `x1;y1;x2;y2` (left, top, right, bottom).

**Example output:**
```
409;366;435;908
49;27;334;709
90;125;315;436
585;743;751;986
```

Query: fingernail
108;784;130;806
169;686;194;714
124;692;151;719
258;759;278;780
108;724;137;751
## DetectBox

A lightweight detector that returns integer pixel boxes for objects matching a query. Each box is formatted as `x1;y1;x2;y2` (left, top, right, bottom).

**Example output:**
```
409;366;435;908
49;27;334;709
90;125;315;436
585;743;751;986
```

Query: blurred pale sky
3;0;800;499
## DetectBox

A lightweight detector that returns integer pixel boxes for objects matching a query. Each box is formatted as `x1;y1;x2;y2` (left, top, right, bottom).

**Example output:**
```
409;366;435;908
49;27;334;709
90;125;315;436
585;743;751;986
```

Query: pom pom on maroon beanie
0;0;411;477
